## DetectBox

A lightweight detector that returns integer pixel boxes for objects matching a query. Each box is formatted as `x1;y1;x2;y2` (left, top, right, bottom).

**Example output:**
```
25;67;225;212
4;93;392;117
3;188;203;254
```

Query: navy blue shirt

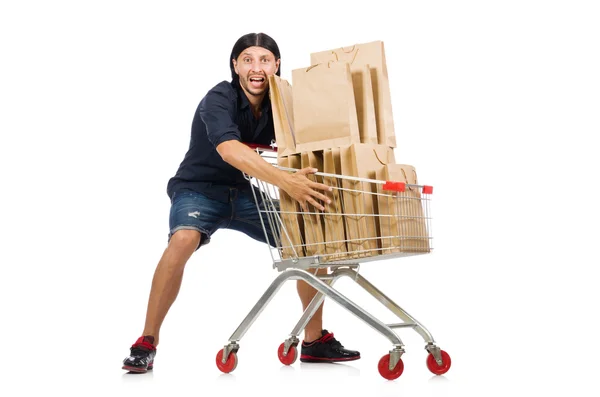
167;81;275;202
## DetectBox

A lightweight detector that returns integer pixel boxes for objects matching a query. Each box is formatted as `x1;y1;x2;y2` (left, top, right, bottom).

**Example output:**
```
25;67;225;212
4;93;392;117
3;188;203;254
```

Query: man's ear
232;59;239;75
275;58;280;74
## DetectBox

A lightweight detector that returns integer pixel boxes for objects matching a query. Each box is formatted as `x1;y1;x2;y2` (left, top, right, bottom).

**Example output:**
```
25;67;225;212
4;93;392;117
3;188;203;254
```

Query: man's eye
262;59;271;63
244;58;252;63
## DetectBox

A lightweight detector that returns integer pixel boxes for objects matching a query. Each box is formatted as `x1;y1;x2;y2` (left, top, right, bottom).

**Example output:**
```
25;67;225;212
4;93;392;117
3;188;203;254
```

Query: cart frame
215;144;450;380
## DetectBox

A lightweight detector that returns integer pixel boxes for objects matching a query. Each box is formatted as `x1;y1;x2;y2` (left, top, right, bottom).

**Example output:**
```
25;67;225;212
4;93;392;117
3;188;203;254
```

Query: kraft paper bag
376;164;430;254
300;151;327;257
277;155;306;259
339;143;396;258
292;62;360;152
269;75;297;157
352;64;378;145
322;148;348;261
311;41;396;148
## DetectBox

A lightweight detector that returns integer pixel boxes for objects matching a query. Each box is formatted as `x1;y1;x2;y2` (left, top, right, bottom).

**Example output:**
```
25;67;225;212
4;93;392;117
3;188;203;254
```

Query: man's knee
169;229;202;252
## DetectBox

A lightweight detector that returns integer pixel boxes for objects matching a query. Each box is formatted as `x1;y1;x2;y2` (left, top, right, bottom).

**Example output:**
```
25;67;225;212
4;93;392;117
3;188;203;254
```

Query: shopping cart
215;143;451;380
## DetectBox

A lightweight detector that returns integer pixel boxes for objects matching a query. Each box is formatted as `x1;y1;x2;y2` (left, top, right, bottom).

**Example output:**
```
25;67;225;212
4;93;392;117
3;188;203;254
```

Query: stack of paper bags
270;40;429;262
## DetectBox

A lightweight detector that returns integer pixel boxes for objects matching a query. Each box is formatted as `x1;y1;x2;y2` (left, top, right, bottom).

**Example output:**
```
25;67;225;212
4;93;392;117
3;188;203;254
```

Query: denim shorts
168;187;279;250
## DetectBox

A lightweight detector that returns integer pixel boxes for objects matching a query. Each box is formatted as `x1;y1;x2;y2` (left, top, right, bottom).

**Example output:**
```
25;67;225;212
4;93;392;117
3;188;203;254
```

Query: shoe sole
300;355;361;363
122;365;153;373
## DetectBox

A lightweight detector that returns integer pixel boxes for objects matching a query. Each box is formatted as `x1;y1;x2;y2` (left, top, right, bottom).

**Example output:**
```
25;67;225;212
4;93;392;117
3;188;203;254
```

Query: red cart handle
383;181;434;194
245;143;278;152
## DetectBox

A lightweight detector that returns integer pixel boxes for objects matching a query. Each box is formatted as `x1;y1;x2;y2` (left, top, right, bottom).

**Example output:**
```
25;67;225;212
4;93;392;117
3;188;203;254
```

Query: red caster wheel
216;349;238;373
377;354;404;380
277;343;298;365
426;350;451;375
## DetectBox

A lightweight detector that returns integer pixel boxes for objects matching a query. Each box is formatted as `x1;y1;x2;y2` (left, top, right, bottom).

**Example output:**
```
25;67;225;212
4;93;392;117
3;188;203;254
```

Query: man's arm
217;140;331;211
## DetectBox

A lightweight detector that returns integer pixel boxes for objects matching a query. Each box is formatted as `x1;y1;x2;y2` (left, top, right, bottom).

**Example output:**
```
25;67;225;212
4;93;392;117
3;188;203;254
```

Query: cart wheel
216;349;238;373
426;350;451;375
377;354;404;380
277;343;298;365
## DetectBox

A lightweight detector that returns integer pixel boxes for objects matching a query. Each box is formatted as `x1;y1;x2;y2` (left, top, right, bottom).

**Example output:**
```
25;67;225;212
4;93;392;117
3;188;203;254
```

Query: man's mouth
249;75;266;88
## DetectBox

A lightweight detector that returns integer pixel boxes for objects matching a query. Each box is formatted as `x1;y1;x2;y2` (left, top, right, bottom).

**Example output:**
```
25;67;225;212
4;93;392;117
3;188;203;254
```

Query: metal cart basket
215;144;451;380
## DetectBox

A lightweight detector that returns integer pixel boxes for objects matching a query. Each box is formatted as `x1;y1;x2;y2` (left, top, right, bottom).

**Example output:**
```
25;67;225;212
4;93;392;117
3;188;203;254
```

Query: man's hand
215;141;332;211
280;167;332;212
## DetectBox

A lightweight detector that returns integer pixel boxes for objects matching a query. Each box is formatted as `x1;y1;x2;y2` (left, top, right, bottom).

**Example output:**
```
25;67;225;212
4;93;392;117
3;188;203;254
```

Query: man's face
232;46;280;98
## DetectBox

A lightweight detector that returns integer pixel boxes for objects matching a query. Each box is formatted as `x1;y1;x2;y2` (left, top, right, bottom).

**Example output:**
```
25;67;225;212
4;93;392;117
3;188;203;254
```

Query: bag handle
402;166;419;191
381;164;419;192
305;60;348;70
374;149;416;191
330;47;360;66
400;167;415;191
372;148;387;165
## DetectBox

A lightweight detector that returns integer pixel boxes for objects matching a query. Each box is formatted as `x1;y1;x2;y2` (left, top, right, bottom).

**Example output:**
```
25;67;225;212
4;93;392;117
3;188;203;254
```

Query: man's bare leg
141;229;201;346
295;267;361;362
297;267;328;342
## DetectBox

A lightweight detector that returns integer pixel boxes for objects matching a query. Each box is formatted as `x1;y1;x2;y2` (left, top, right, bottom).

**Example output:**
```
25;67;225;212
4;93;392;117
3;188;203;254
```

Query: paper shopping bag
311;41;396;148
376;164;430;254
339;143;396;258
292;62;360;152
277;155;306;259
269;75;297;157
300;151;327;257
322;148;348;261
352;64;378;145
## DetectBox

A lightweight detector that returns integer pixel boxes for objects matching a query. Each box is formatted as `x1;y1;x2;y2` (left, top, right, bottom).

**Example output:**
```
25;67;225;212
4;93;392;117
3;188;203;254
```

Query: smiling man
122;33;360;373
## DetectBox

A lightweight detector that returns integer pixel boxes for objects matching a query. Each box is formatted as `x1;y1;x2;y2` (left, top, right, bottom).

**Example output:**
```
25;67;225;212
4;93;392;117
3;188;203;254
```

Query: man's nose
251;61;262;72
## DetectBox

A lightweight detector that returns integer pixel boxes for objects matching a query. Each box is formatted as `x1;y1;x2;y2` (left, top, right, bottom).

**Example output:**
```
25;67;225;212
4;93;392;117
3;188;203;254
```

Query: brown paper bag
277;155;306;259
352;64;378;145
339;143;396;258
300;151;327;257
269;75;297;157
292;62;360;152
376;164;430;254
311;41;396;148
322;148;348;261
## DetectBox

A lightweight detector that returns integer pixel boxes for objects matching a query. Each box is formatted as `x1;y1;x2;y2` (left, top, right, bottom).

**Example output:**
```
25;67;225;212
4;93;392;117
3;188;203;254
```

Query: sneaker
122;336;156;373
300;330;360;363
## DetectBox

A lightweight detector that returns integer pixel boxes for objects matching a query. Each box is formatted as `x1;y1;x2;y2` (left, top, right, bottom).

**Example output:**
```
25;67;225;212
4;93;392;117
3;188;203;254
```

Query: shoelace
130;347;150;357
321;333;343;348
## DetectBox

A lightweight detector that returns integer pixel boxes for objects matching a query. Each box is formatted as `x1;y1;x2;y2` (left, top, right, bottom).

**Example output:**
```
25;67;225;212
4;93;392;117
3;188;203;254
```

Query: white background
1;0;599;396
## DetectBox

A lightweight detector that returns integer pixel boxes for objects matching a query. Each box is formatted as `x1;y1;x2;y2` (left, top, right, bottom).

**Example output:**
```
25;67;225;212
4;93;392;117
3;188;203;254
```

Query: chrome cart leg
286;266;419;345
229;267;404;345
218;267;293;373
332;267;436;343
217;267;406;373
279;272;335;360
329;267;451;375
284;273;334;344
283;266;409;371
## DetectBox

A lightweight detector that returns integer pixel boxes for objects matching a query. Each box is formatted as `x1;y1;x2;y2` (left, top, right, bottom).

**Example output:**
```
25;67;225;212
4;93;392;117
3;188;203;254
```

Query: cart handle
383;181;433;194
246;143;278;152
276;166;433;193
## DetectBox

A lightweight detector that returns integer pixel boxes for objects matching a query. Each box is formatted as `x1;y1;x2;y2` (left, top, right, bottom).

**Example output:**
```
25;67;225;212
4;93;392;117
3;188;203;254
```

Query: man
122;33;360;373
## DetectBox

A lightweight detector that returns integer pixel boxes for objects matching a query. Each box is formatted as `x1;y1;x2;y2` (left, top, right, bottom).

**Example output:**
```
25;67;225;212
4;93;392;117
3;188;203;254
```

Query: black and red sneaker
300;330;360;363
122;336;156;373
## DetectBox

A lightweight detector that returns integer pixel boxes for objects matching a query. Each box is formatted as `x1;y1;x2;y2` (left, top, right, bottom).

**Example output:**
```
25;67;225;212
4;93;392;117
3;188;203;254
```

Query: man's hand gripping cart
215;144;451;380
